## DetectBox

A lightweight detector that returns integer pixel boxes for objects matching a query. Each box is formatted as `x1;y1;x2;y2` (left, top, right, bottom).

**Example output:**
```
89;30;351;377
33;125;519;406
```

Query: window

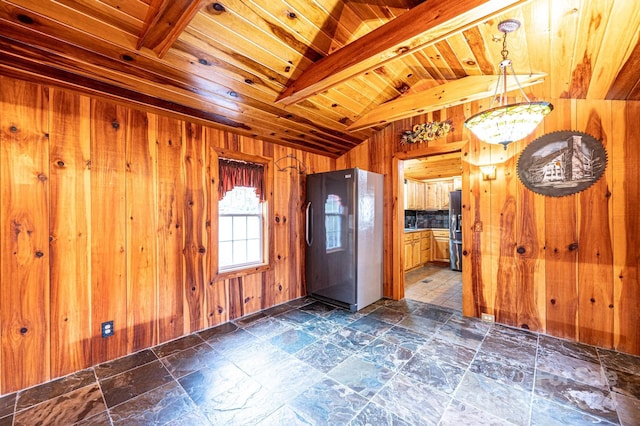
219;186;263;269
217;157;269;273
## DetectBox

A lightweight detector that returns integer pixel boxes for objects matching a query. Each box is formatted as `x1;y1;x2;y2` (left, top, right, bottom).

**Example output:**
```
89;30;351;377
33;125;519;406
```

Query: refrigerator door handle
305;202;313;246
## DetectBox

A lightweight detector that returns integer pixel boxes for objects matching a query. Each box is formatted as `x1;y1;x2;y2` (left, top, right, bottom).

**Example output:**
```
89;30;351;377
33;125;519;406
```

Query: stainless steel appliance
305;168;383;311
449;190;462;271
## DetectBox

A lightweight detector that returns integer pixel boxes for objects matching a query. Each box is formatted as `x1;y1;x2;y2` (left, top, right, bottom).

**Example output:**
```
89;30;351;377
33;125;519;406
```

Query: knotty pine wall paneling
0;75;333;395
182;122;207;333
542;99;578;340
49;89;91;379
576;100;614;348
271;144;296;306
490;141;517;326
336;98;640;357
206;132;319;320
363;127;398;297
463;124;494;319
90;99;128;365
0;78;50;392
236;273;263;318
204;129;226;328
126;109;157;352
155;115;186;341
284;152;303;304
514;129;546;333
613;101;640;356
460;129;475;316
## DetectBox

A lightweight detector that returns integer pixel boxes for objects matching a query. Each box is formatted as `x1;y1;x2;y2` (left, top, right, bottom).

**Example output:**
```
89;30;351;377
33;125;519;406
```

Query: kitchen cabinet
432;230;450;262
415;182;426;210
412;236;421;268
453;176;462;190
439;180;454;209
424;178;459;210
404;180;416;209
404;242;412;270
405;179;427;210
420;231;431;264
406;177;460;211
404;230;432;270
425;182;439;210
404;232;417;270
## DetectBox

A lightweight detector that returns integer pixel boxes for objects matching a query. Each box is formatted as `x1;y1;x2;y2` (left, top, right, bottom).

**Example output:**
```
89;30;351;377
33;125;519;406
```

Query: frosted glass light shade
464;101;553;149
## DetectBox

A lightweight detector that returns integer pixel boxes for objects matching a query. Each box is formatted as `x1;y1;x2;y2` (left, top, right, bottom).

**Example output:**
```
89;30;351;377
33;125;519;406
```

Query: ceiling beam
347;73;547;132
276;0;530;106
137;0;208;58
395;140;467;161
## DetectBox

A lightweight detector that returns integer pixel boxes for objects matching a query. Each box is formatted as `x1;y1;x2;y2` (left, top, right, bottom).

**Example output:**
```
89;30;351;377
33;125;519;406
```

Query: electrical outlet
481;313;495;323
101;320;114;338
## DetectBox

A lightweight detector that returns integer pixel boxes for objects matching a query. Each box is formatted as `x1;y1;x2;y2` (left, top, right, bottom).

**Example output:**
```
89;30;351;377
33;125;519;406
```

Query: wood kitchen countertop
404;228;448;233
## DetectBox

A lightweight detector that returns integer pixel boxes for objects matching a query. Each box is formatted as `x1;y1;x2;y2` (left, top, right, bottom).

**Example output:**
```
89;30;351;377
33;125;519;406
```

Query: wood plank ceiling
404;153;462;181
0;0;638;158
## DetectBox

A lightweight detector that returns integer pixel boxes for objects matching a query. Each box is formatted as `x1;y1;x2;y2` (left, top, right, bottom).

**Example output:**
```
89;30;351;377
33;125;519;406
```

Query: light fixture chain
464;19;553;150
501;31;509;61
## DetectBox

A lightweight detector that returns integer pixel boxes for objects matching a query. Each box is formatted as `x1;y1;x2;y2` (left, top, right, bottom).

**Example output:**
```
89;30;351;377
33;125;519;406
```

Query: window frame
218;206;264;271
212;148;273;280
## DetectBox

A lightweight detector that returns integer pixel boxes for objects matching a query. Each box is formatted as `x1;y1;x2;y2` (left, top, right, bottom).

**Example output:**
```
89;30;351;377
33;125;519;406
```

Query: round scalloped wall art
517;130;607;197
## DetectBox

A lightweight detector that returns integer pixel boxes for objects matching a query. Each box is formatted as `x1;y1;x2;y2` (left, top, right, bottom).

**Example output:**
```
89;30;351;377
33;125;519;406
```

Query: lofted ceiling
0;0;639;158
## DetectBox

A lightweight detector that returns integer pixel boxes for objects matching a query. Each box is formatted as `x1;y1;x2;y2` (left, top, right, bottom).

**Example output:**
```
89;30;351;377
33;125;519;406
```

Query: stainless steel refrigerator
449;190;462;271
305;168;383;311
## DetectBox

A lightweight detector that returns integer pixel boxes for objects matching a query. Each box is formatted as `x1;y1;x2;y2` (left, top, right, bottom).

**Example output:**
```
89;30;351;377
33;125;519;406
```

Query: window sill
215;263;271;281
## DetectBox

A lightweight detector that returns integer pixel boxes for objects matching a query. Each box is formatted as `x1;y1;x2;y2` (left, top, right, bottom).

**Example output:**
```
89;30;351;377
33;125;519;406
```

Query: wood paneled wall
2;72;639;395
461;98;640;356
338;99;640;357
0;76;334;395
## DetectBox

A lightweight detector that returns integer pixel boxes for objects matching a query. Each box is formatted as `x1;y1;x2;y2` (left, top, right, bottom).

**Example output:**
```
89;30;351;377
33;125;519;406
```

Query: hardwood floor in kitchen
404;263;462;311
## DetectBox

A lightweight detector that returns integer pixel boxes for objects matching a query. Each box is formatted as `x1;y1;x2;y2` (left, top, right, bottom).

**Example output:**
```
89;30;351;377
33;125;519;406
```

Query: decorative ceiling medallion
517;130;607;197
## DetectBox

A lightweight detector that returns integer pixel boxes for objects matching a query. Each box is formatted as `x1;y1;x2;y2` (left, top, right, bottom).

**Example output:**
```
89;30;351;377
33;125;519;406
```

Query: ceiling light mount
497;18;520;33
464;19;553;150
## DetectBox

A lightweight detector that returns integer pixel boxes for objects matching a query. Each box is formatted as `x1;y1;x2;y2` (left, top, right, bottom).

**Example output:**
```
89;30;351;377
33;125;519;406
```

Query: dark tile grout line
146;344;205;424
322;305;618;416
528;333;541;425
93;368;111;425
4;297;638;425
0;302;455;424
1;303;272;425
444;318;490;420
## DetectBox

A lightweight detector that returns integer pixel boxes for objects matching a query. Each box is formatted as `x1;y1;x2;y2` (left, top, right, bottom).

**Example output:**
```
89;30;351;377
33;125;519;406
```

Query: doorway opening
399;153;463;312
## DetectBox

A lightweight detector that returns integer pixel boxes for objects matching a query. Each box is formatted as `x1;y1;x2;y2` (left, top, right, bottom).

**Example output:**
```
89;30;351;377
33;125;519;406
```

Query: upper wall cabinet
453;176;462;190
437;180;454;210
406;177;458;210
404;179;427;210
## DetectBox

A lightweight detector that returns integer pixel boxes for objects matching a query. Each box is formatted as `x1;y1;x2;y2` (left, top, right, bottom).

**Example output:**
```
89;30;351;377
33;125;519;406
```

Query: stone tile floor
405;263;462;311
1;297;639;425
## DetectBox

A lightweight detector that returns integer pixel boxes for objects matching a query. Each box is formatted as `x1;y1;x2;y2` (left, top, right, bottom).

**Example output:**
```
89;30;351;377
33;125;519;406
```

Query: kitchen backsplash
405;210;449;229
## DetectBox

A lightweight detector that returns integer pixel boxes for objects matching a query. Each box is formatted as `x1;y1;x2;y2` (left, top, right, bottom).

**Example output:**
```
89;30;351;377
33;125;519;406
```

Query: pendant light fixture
464;19;553;149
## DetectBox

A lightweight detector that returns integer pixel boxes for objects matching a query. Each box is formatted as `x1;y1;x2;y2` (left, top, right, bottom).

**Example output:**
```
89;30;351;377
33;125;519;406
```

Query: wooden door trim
391;140;467;301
